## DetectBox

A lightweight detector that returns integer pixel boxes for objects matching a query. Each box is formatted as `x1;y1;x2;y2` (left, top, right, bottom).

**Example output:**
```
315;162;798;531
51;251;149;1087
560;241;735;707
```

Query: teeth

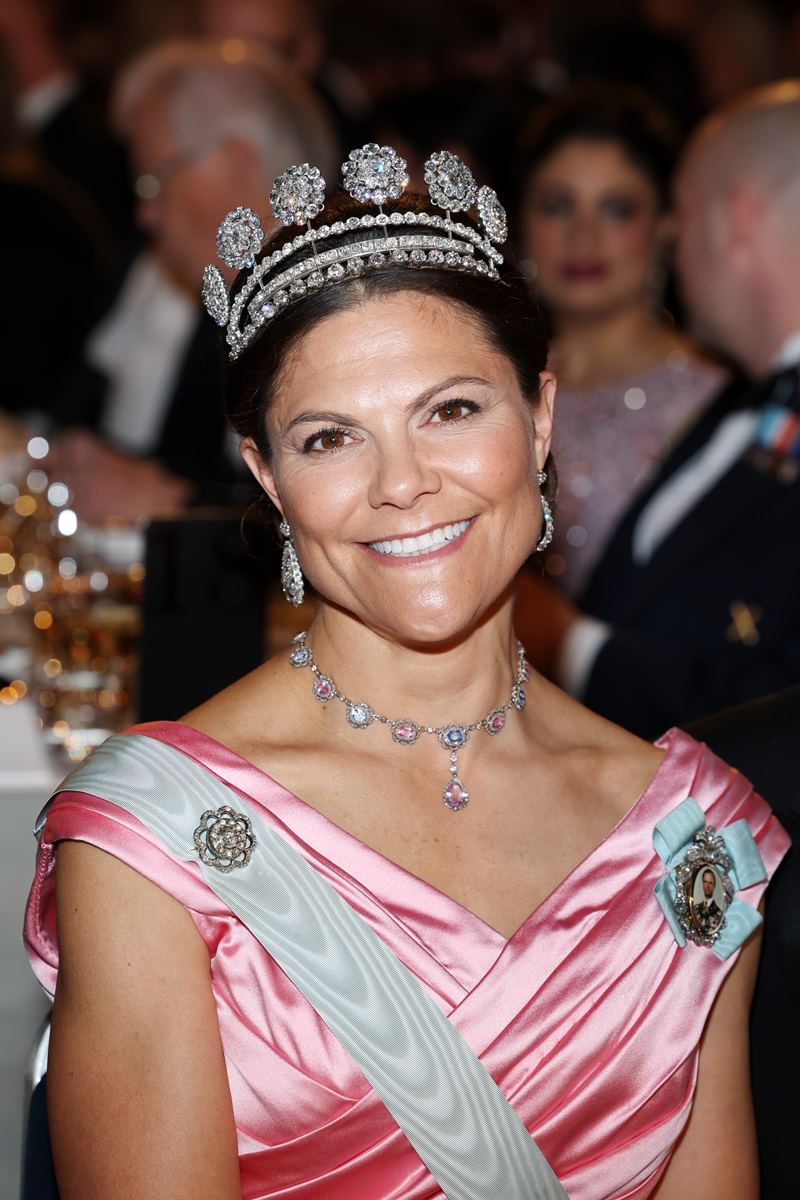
369;519;471;557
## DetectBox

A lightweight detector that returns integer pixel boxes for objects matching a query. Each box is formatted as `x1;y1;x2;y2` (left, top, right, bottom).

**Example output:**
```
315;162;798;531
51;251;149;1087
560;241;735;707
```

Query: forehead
271;290;516;414
125;91;176;165
532;138;656;193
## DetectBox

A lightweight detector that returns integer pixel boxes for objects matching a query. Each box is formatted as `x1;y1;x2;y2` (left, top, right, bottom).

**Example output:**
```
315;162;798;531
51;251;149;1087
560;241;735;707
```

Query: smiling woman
25;150;787;1200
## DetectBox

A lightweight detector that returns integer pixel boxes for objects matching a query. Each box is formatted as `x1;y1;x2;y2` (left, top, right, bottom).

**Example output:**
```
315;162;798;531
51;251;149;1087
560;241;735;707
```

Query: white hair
114;38;338;181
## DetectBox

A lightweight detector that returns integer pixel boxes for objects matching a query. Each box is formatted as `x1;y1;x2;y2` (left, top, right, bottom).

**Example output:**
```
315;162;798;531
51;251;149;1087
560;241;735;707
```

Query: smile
367;518;472;558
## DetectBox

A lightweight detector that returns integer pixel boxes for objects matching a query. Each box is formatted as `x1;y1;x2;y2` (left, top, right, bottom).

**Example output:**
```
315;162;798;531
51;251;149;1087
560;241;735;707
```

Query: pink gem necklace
288;631;530;811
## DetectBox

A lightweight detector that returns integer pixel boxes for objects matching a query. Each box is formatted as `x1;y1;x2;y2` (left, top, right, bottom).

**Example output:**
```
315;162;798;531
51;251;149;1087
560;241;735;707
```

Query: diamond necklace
288;631;530;811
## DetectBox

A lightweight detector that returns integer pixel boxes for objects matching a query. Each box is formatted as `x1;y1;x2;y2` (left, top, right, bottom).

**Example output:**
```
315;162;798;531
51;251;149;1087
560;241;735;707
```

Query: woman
518;85;726;595
25;147;786;1198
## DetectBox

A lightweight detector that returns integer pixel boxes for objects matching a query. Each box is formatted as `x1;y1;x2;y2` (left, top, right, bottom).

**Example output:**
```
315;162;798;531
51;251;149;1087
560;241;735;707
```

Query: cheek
280;462;365;539
523;214;567;265
604;218;659;271
452;421;538;507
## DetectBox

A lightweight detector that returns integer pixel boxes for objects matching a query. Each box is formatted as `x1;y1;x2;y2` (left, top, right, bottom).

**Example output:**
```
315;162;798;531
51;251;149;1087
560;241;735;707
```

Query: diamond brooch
193;805;256;873
216;206;265;269
342;143;409;205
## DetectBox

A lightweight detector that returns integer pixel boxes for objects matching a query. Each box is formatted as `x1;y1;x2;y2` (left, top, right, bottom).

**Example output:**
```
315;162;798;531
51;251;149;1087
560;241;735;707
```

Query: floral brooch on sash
653;797;766;960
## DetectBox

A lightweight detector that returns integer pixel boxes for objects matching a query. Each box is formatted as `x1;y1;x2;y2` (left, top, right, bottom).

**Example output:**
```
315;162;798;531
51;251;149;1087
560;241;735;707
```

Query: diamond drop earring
536;470;554;552
280;520;304;606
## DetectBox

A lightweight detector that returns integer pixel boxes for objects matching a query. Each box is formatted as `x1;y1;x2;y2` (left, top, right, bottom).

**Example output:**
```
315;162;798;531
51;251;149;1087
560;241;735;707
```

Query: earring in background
280;520;305;606
536;470;554;552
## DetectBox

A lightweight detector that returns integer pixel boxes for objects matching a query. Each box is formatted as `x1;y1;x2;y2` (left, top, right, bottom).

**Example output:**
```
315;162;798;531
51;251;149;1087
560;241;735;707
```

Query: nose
366;437;442;510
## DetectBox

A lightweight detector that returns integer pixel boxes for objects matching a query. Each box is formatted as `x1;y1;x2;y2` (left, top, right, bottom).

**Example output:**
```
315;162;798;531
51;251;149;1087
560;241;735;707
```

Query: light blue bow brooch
653;797;766;960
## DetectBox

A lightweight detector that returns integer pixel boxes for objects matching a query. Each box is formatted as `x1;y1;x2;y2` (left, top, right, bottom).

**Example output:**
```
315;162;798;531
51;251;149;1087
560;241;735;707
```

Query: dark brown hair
226;189;556;517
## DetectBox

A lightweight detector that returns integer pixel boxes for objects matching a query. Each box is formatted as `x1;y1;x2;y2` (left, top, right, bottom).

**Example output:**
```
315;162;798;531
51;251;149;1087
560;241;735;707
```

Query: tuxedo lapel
615;455;784;623
581;371;797;624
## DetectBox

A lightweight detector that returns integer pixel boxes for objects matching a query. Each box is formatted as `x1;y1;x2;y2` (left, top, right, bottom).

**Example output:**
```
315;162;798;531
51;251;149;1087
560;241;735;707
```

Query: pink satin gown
25;722;788;1199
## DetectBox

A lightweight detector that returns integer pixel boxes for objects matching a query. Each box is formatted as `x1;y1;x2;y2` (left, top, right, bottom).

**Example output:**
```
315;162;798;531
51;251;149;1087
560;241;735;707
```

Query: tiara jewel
202;145;508;358
423;150;478;213
202;265;230;327
216;206;264;269
342;143;409;205
476;186;508;245
269;163;326;226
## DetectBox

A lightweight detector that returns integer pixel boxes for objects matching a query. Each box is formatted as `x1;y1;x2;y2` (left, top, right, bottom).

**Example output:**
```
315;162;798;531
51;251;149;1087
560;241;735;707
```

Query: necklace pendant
443;775;469;811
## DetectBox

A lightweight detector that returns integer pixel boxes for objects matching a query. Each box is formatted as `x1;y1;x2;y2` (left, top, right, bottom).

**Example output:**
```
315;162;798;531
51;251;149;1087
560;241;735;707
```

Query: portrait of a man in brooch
694;868;723;932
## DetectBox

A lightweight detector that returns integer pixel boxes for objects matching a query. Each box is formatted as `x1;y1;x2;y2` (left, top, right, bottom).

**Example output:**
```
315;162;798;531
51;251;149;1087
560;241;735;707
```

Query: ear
534;369;556;468
727;183;766;270
240;438;284;519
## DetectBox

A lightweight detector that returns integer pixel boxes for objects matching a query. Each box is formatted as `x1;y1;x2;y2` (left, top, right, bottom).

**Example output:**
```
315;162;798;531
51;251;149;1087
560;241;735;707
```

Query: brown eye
303;426;353;453
318;430;347;450
433;399;479;424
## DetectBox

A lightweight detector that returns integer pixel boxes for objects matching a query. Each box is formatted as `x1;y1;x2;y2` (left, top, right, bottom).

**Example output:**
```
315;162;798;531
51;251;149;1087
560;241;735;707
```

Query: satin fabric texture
25;723;788;1199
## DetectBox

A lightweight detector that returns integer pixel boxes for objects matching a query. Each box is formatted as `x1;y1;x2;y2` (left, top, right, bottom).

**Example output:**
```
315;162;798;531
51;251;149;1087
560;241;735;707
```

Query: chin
357;583;514;650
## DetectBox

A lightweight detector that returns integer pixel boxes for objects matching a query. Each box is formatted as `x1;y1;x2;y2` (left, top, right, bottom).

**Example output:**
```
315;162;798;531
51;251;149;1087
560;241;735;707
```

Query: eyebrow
281;375;494;436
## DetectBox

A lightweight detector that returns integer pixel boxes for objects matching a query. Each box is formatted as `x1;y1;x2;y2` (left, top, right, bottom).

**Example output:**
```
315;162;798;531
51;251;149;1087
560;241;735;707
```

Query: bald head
675;81;800;374
682;81;800;218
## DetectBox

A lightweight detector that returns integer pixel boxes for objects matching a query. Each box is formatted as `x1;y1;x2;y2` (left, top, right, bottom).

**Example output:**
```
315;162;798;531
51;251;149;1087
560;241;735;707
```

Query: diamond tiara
201;143;509;360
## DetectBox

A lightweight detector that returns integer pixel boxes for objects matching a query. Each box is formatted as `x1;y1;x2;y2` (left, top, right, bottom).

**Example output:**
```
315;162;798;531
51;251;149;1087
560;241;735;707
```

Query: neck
552;303;677;389
741;316;800;379
304;601;521;728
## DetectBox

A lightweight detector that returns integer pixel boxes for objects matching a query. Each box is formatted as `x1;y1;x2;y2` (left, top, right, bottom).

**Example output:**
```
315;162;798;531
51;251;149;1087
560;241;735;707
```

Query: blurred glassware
32;522;145;763
1;432;146;763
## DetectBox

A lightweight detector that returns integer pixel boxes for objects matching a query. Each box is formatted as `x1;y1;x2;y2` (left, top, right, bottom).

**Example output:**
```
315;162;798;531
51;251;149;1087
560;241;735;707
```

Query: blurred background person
0;45;107;416
0;0;134;247
195;0;370;147
43;37;337;524
518;81;800;743
517;83;725;595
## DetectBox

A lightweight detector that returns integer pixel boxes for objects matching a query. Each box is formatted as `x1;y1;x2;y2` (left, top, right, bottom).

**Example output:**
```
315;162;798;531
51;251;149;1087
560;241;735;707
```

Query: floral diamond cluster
270;163;327;226
342;143;409;205
216;206;264;269
424;150;478;213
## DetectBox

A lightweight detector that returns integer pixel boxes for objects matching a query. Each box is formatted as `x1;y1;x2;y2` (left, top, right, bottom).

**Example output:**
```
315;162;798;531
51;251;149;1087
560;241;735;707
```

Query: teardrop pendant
443;777;469;811
442;748;469;811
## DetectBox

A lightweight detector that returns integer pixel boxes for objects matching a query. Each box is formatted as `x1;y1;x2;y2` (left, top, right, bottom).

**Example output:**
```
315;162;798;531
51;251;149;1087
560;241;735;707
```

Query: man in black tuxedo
44;38;337;523
518;81;800;740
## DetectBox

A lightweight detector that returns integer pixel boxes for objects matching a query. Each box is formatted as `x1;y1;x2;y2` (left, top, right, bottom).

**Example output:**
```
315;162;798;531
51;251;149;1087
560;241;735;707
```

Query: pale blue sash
48;733;569;1200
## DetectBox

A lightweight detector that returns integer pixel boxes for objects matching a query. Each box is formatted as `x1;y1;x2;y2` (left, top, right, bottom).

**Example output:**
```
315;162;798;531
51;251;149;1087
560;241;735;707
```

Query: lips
561;261;608;280
367;518;472;558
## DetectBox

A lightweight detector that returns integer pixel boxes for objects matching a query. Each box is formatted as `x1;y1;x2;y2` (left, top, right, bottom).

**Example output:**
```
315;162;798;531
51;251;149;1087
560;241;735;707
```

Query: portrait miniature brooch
653;797;767;959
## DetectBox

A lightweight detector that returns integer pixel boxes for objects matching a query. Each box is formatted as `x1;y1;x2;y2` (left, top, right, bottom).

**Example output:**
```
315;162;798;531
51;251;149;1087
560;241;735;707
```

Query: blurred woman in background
518;84;725;595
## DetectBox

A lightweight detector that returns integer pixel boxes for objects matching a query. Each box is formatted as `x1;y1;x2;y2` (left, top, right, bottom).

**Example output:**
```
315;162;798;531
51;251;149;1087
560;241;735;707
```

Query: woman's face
521;138;671;322
244;291;554;646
